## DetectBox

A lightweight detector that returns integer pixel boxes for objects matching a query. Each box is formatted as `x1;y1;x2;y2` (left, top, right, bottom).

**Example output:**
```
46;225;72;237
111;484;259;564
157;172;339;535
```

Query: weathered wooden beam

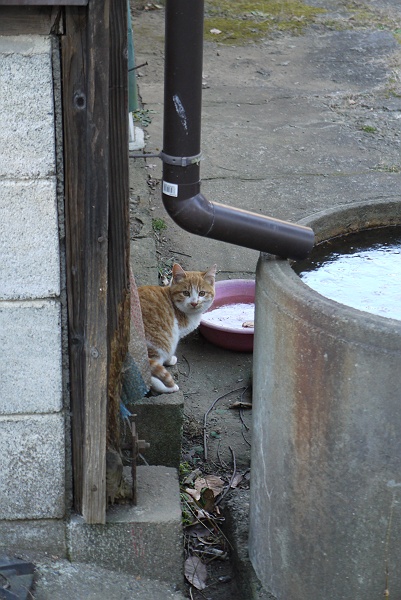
63;0;110;524
62;4;88;517
107;0;130;451
81;0;110;525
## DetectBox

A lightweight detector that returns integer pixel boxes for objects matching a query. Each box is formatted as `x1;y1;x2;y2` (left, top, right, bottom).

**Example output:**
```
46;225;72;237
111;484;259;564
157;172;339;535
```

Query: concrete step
128;158;185;469
67;466;183;588
33;560;186;600
121;357;184;468
129;390;184;468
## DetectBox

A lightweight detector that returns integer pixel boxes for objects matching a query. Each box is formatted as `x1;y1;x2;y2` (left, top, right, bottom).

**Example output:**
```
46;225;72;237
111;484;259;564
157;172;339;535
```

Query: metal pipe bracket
159;151;202;167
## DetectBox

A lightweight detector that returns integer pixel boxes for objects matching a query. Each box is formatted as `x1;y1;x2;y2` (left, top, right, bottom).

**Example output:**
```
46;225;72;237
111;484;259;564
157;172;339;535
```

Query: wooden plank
107;0;130;450
62;5;88;517
81;0;111;525
63;0;110;524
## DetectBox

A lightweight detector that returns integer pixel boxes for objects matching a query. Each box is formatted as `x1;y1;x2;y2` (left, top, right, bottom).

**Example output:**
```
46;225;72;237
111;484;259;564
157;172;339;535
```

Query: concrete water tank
249;199;401;600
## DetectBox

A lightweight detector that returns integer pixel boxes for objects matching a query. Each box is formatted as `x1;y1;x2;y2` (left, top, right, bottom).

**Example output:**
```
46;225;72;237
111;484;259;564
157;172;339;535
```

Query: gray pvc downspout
161;0;314;261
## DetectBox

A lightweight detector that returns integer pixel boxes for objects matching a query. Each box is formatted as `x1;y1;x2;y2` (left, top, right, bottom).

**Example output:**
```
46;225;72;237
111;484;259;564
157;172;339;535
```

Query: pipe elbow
162;192;215;237
162;188;314;260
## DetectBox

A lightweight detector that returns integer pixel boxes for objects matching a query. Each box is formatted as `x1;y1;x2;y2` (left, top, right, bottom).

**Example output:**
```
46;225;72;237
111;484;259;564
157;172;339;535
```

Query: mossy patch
373;163;401;173
360;125;377;133
204;0;325;44
329;1;401;41
385;73;401;98
152;217;167;232
203;0;401;45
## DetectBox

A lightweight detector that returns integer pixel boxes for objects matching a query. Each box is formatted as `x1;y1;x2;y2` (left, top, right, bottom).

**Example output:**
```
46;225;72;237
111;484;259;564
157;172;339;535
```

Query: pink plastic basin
199;279;255;352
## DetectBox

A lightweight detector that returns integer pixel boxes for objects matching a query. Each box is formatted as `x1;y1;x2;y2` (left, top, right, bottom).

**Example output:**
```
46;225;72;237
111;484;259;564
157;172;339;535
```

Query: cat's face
170;264;216;316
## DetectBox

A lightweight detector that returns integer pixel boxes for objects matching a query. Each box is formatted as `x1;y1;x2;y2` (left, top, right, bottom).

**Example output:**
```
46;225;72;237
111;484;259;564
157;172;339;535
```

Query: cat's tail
149;359;179;394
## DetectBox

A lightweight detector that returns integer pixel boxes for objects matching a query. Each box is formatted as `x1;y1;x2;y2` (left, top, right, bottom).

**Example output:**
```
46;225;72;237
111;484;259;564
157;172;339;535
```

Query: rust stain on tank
288;300;348;530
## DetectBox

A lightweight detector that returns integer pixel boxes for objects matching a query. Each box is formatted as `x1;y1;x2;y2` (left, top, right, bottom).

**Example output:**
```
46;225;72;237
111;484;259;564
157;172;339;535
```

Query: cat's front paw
151;376;179;394
165;383;179;393
165;355;177;366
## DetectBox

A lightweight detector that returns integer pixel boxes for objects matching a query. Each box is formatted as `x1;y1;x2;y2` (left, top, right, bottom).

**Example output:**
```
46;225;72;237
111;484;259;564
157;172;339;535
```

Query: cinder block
0;300;62;414
0;35;55;179
0;413;65;519
68;466;183;586
0;179;60;300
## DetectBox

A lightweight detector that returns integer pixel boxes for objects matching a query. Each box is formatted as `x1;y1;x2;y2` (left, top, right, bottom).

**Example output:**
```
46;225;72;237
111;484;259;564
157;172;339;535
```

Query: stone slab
0;300;62;415
0;413;65;520
0;179;60;300
68;466;183;586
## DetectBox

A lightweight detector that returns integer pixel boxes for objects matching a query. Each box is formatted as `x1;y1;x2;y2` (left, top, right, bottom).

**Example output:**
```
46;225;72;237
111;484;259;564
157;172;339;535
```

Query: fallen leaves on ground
185;474;225;501
230;472;243;489
181;468;232;594
184;556;207;590
180;454;251;594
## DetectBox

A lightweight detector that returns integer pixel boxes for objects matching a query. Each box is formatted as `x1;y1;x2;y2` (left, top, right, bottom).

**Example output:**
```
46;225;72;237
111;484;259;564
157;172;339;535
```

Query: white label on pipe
163;181;179;197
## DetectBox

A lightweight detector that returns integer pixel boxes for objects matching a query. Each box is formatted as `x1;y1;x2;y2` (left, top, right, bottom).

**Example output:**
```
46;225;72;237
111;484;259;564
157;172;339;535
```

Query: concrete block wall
0;35;66;524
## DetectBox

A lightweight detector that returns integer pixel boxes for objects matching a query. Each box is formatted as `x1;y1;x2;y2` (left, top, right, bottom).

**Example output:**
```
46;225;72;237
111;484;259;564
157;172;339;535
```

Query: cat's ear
203;264;217;285
172;263;187;283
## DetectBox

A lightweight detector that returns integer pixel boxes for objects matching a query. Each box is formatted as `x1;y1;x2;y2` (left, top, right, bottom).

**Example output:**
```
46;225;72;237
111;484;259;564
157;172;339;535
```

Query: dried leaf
184;556;207;590
202;488;215;513
144;2;162;10
185;487;201;501
194;475;225;497
196;508;211;520
230;472;243;488
185;522;210;537
229;401;252;409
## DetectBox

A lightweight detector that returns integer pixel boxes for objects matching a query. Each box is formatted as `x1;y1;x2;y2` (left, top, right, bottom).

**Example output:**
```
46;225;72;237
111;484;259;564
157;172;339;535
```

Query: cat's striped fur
138;263;216;393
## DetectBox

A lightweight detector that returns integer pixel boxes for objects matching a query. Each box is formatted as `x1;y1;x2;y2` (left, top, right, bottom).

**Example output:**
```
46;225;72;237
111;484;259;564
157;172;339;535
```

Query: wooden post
63;0;111;524
81;0;110;525
107;0;130;451
62;5;88;518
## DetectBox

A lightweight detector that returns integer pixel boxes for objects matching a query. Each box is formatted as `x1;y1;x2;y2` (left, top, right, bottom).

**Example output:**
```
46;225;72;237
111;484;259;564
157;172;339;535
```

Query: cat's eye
199;291;206;297
183;291;190;296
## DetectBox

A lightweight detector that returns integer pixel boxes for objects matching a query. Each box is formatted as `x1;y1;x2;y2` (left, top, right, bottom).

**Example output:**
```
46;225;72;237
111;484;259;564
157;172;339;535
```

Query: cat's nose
191;302;198;307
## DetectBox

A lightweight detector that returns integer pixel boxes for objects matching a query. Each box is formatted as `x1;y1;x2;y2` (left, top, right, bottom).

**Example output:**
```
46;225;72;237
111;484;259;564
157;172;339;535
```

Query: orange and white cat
138;263;216;393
